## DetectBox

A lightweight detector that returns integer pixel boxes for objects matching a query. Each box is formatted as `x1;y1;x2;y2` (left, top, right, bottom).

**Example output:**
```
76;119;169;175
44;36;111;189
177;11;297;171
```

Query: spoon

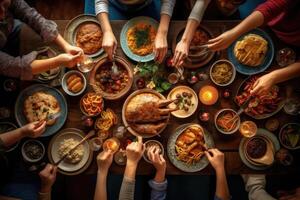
111;55;120;80
250;139;274;166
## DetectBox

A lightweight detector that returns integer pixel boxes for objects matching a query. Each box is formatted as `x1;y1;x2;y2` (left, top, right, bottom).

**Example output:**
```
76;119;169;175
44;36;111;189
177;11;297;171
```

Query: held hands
154;33;168;64
148;146;166;182
39;164;57;193
207;30;237;52
173;39;189;67
102;31;117;60
126;136;145;167
97;149;114;173
21;121;46;138
205;148;225;173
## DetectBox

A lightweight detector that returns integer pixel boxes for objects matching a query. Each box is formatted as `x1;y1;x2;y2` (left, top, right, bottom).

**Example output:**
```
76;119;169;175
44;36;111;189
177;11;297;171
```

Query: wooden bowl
89;55;133;100
122;89;170;138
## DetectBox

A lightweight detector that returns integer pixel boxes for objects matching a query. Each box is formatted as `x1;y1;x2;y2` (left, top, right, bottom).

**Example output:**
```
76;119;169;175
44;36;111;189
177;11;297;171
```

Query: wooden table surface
18;20;300;176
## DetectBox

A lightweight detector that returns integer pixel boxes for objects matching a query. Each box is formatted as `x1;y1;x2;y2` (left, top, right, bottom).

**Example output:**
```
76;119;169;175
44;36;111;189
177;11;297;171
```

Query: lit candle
199;85;219;105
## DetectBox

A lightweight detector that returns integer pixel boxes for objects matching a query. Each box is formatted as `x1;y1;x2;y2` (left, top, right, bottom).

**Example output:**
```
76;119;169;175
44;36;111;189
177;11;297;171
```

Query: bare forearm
30;57;61;75
181;19;199;44
272;61;300;84
231;11;264;38
124;162;137;180
157;14;171;36
54;34;70;52
215;168;230;200
0;128;25;147
97;13;113;34
94;170;108;200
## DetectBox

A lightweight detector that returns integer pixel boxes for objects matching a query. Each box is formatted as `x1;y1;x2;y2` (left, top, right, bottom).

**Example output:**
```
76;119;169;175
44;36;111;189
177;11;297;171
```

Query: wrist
215;166;225;175
40;185;52;193
126;160;138;169
154;169;166;183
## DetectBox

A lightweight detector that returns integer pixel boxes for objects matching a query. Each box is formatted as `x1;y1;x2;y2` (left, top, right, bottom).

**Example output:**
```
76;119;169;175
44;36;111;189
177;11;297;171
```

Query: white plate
50;131;90;172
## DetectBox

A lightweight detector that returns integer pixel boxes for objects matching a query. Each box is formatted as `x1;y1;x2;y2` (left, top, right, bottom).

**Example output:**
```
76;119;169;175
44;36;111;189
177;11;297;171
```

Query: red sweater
255;0;300;47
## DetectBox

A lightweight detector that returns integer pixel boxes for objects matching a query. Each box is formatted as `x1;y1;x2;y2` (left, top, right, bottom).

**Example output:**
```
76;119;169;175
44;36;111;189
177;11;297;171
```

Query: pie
24;92;60;125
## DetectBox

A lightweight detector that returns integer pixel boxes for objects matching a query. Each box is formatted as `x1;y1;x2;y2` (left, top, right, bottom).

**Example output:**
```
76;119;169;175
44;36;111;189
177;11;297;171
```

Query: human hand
147;146;166;182
205;149;225;172
154;33;168;64
126;136;144;167
250;73;276;96
21;121;46;138
102;31;117;60
172;40;189;67
39;164;57;193
56;53;82;68
64;44;84;56
207;30;237;51
97;149;114;173
278;187;300;200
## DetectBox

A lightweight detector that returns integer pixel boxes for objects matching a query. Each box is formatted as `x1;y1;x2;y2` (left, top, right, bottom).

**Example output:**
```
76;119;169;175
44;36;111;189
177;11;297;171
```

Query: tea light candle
199;85;219;105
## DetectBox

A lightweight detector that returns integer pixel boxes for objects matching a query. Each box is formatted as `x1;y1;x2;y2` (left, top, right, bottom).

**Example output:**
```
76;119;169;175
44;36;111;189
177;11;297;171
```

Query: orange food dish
103;138;120;153
80;93;103;116
127;22;156;56
67;74;84;93
76;23;103;55
95;108;117;131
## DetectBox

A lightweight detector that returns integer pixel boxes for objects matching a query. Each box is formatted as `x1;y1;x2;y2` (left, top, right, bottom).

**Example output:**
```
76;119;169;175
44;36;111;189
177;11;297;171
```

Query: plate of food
36;47;61;82
172;25;215;68
15;84;67;137
94;108;118;132
120;16;158;62
228;29;274;75
0;122;19;152
279;123;300;150
80;92;104;117
235;76;285;119
64;14;103;59
167;86;198;118
167;123;214;172
239;128;280;170
89;56;133;100
61;70;87;96
122;89;172;138
214;108;240;134
210;59;236;86
48;128;93;175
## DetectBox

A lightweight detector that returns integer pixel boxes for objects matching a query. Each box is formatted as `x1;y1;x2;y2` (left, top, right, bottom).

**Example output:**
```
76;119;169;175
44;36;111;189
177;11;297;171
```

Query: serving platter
48;128;93;176
235;76;285;120
64;14;104;60
120;16;159;62
14;84;67;137
0;122;19;152
167;123;214;173
172;25;215;68
122;89;170;138
228;28;274;75
239;128;280;170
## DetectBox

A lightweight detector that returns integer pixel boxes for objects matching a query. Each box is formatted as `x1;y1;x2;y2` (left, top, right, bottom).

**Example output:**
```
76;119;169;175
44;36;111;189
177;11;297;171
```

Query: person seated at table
206;0;300;95
94;149;114;200
172;0;211;67
93;0;176;63
0;0;84;80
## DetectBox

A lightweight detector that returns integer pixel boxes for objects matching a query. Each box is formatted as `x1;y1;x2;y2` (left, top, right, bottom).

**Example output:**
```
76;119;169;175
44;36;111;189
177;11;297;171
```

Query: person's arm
119;137;144;200
251;61;300;95
94;150;113;200
38;164;57;200
10;0;58;43
153;0;175;63
173;0;210;67
148;146;167;200
0;121;46;148
95;0;117;60
205;149;230;200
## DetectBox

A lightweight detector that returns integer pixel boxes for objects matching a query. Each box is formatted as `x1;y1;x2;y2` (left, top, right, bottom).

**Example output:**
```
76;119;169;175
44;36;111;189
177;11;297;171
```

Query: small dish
103;137;120;153
62;70;87;96
279;123;300;150
80;92;104;117
143;140;164;163
215;108;240;134
22;139;45;163
210;59;236;86
167;86;198;118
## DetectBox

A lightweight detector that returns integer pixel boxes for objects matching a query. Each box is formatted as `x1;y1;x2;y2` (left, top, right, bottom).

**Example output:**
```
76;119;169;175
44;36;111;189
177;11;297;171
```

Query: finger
106;47;113;61
155;48;163;63
173;51;180;67
137;136;143;144
159;154;165;162
160;48;167;64
204;151;212;160
34;121;46;133
153;47;159;61
250;84;261;96
207;36;222;44
176;53;186;67
178;60;184;67
173;52;183;67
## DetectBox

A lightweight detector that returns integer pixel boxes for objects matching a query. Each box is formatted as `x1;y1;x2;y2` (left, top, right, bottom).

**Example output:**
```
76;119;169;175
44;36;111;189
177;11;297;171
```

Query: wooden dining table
16;20;300;176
